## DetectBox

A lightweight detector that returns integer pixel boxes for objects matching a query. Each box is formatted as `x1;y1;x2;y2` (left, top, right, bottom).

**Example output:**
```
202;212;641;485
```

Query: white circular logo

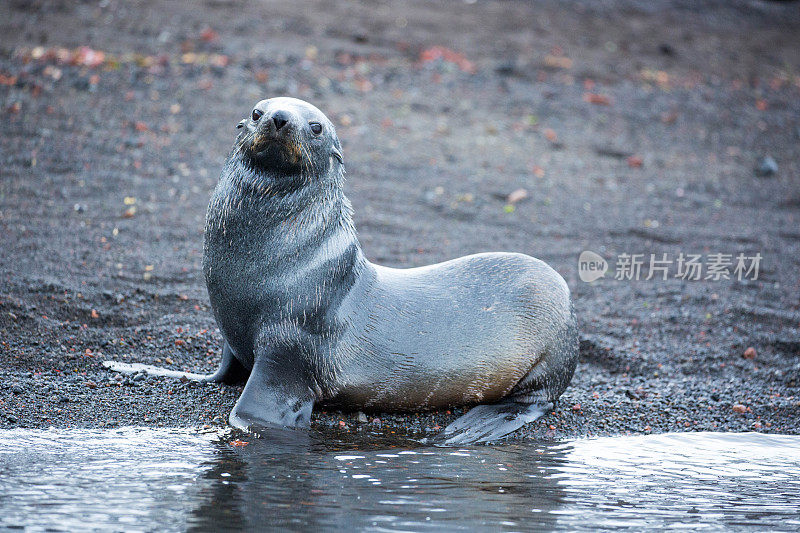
578;251;608;282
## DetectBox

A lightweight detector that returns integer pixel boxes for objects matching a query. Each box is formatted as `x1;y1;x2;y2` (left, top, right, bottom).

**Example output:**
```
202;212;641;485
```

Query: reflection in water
0;429;799;531
189;428;564;531
0;429;218;531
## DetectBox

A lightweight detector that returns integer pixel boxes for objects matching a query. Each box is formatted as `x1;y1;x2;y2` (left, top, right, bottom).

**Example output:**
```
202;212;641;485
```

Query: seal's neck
203;154;366;363
205;155;363;272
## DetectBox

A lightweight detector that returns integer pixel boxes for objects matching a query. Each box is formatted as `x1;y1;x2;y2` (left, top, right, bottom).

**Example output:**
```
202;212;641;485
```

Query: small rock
626;155;643;168
133;373;145;382
743;347;756;360
7;415;18;423
624;389;640;400
495;61;519;77
371;418;382;426
732;404;747;414
658;43;675;57
11;384;23;395
506;188;528;204
165;357;174;365
357;411;368;423
755;156;778;177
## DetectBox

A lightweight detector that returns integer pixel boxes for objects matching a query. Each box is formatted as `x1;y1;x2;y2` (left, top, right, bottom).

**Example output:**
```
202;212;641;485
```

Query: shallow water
1;430;798;532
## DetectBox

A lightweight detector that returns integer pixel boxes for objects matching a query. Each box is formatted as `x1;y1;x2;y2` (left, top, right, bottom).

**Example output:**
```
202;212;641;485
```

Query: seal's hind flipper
229;356;315;434
434;401;553;446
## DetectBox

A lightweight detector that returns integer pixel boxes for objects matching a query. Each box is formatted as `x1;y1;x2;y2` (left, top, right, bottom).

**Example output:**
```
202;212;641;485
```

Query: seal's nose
272;110;289;131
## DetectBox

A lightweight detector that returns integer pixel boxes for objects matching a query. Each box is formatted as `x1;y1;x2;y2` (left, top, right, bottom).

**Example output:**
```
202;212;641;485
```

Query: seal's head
235;97;343;177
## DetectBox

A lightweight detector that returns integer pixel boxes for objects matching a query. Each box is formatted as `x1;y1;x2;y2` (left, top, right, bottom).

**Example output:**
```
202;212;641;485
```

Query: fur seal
107;97;579;444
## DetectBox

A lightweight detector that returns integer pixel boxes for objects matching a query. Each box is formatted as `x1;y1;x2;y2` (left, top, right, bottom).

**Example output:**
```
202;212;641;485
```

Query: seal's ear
236;119;246;129
331;146;344;165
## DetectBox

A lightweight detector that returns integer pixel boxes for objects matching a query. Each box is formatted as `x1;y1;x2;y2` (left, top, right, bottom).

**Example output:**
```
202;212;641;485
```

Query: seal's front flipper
102;342;249;384
203;342;249;384
102;361;211;381
229;356;315;434
434;401;553;446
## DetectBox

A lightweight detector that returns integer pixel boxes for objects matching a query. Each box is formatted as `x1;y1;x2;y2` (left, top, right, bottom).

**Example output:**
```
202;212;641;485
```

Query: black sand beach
1;0;798;440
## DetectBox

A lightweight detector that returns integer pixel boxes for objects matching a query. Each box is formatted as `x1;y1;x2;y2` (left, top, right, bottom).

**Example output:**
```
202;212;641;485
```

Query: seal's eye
252;109;263;121
309;122;323;135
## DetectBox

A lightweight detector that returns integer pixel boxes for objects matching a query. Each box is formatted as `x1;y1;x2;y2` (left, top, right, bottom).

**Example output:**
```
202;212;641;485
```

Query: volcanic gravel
1;0;799;442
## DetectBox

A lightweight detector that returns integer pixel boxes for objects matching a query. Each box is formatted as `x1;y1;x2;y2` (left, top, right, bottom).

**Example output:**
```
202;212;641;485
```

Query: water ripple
0;430;798;531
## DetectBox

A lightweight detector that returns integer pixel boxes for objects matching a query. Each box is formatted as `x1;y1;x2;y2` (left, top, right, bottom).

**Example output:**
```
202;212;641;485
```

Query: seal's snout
247;104;305;168
250;107;298;154
272;110;290;131
257;109;295;136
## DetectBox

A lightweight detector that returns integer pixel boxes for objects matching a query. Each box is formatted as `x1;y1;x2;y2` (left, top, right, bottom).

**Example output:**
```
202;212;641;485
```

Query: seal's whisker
233;132;251;157
302;144;314;174
298;137;315;180
297;138;307;171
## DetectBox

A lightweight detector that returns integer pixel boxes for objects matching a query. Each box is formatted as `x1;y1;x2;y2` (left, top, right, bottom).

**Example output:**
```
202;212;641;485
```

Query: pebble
755;156;778;177
506;188;528;204
11;384;23;395
357;411;368;423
